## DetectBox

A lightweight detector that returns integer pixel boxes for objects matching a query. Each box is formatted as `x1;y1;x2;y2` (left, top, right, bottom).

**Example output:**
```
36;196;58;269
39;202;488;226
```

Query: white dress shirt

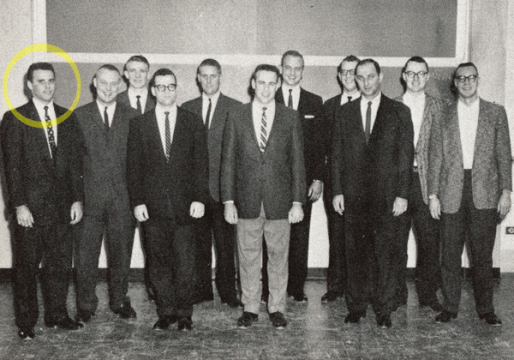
252;100;275;145
33;97;58;158
458;98;480;169
96;101;116;127
128;87;149;113
202;90;220;128
360;92;381;133
281;84;300;110
340;91;361;105
155;103;177;156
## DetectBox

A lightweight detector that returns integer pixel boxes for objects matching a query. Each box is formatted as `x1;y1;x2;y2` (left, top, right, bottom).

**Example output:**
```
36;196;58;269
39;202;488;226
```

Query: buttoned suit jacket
221;102;306;220
75;101;138;217
126;107;209;225
428;98;512;213
181;93;241;202
395;93;446;204
116;89;156;114
1;100;83;225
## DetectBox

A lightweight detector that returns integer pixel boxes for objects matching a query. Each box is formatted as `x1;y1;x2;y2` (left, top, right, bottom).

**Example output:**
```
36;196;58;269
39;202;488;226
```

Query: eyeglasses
154;84;177;92
404;71;427;79
340;69;355;77
455;75;478;83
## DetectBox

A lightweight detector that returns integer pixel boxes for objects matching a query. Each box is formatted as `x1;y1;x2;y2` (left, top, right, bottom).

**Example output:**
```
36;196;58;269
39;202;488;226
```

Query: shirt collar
32;97;54;115
156;103;178;116
253;99;275;113
202;90;220;103
128;87;148;97
362;92;382;107
403;91;425;104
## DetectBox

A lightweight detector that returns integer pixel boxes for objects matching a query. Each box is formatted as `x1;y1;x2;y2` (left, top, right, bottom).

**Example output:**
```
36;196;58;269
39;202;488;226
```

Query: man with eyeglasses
127;68;209;331
332;58;413;328
394;56;445;313
428;62;511;326
117;55;155;114
321;55;360;304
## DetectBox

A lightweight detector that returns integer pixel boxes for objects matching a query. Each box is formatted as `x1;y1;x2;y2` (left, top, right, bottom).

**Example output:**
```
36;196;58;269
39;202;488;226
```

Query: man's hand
16;205;34;228
392;197;408;216
224;203;238;224
498;190;511;220
190;201;205;218
70;201;83;225
429;197;441;220
332;195;344;215
288;203;304;224
134;204;149;222
308;181;323;202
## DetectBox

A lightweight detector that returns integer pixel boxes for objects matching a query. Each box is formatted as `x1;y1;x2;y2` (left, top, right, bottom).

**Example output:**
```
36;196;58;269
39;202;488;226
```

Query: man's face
28;69;55;104
355;63;383;99
402;61;429;93
94;68;121;105
338;60;359;93
252;70;280;105
454;65;479;100
151;75;177;107
197;65;221;96
124;61;150;90
281;55;304;87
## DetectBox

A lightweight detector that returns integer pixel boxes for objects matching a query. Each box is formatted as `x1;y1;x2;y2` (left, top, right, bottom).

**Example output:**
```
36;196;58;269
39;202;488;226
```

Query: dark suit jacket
1;100;83;225
276;88;325;185
181;93;241;202
127;107;209;225
332;94;413;212
428;98;511;213
75;101;138;216
117;89;156;114
221;102;306;220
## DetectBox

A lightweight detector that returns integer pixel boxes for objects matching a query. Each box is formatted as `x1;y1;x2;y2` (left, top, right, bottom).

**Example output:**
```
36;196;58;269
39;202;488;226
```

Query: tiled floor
0;277;514;359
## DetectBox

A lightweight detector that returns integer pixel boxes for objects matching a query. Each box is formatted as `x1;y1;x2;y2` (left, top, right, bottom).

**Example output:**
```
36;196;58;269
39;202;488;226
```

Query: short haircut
124;55;150;72
27;62;55;82
149;68;176;88
281;50;304;66
453;62;478;78
95;64;121;78
251;64;280;82
197;58;222;75
356;58;381;75
402;56;429;73
338;55;361;73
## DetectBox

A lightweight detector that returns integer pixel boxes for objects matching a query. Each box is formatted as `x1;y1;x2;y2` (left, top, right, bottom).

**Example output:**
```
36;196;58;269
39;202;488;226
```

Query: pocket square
304;115;315;119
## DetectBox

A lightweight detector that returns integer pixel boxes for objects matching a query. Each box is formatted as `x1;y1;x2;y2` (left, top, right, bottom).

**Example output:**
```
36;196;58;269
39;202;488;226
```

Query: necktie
365;101;372;144
104;106;110;132
44;106;57;158
136;95;142;114
348;96;352;103
165;111;171;161
259;107;268;153
205;98;212;130
288;89;293;108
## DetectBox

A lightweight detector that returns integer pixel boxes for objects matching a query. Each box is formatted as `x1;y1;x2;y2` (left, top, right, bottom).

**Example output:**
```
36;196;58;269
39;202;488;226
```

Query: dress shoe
420;300;443;312
435;310;457;323
45;317;84;330
480;312;502;326
18;328;35;340
291;293;308;303
113;302;137;319
177;316;193;331
377;314;392;328
222;297;243;308
269;311;287;329
237;311;258;329
153;315;177;331
321;291;339;303
75;310;94;323
345;311;366;323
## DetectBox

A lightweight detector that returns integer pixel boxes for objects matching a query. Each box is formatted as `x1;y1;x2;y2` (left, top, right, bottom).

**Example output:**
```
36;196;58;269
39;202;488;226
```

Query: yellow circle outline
2;43;81;129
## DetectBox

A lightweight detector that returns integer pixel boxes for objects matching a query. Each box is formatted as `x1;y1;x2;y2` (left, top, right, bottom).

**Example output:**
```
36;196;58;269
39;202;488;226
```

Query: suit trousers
440;170;497;315
144;218;196;318
237;205;290;314
75;199;134;313
397;172;441;305
193;197;237;302
13;222;72;330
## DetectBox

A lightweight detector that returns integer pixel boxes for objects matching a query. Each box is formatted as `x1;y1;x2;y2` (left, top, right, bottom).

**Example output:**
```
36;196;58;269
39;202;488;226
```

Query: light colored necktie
259;107;268;152
44;106;57;158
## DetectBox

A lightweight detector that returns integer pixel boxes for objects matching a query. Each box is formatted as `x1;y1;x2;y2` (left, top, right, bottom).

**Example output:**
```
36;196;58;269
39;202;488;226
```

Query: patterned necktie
165;111;171;161
288;89;293;108
136;95;142;114
259;107;268;153
104;106;110;132
205;98;212;130
44;106;57;158
365;101;372;144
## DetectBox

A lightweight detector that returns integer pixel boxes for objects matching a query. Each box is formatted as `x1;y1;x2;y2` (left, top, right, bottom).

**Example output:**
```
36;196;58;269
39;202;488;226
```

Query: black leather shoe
177;316;192;331
420;300;443;312
269;311;287;329
291;293;308;303
18;328;35;340
113;302;137;319
45;317;84;330
435;310;457;323
222;297;243;308
75;310;94;323
321;291;339;303
377;314;392;328
480;312;502;326
345;311;366;323
237;311;258;329
153;315;177;331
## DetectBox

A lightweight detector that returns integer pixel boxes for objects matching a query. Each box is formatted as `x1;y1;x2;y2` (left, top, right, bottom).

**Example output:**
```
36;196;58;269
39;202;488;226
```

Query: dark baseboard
0;267;502;283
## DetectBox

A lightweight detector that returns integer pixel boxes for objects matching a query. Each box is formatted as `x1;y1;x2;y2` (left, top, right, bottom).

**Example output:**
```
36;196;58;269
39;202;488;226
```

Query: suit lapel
243;105;261;153
448;102;463;164
474;98;491;161
275;89;285;105
148;111;168;163
28;101;54;161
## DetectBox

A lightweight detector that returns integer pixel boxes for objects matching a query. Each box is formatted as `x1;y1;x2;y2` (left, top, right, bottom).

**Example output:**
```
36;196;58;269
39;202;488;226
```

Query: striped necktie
259;107;268;152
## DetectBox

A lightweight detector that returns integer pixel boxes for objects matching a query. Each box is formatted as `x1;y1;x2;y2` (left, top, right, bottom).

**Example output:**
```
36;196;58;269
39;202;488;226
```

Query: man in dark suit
74;64;139;323
332;58;413;328
321;55;360;303
182;59;242;307
395;56;445;312
428;62;511;326
117;55;156;115
127;68;209;331
261;50;324;303
1;62;83;339
222;64;306;329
